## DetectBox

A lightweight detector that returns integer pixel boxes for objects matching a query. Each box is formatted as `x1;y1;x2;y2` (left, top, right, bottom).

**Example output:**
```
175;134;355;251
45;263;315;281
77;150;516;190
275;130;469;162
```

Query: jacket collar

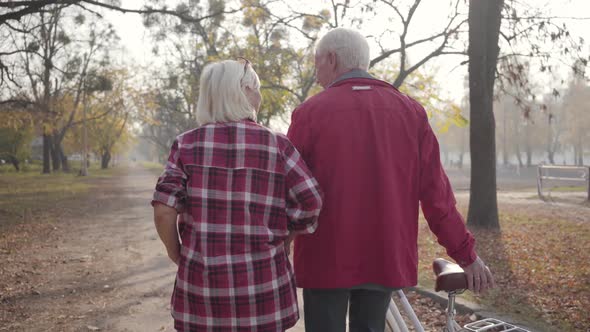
328;69;375;88
328;70;397;91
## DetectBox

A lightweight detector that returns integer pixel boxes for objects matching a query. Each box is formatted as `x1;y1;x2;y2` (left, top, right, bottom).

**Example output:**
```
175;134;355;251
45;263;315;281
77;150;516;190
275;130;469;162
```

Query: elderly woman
151;59;323;332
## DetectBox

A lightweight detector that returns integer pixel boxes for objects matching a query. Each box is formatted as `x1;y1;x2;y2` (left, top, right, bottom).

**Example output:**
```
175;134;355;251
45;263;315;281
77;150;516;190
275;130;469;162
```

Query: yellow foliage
370;63;468;134
0;110;34;130
64;68;135;156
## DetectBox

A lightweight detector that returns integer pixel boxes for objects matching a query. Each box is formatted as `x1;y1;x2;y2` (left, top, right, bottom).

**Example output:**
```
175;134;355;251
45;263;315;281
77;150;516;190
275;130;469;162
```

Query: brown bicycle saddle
433;258;468;292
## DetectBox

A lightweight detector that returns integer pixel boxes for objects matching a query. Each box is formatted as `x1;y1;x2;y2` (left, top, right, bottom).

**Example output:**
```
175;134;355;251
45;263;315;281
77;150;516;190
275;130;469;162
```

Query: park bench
536;165;590;201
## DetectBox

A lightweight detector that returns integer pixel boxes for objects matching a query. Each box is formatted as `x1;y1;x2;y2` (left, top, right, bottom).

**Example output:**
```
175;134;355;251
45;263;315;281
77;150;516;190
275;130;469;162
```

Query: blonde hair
316;28;370;71
196;60;260;125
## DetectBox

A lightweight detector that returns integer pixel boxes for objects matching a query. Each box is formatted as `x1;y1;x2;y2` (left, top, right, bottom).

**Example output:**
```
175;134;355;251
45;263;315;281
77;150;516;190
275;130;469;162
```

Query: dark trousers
303;288;392;332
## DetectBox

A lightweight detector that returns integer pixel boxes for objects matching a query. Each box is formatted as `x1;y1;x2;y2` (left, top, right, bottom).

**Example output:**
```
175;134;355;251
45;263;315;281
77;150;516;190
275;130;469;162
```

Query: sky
101;0;590;104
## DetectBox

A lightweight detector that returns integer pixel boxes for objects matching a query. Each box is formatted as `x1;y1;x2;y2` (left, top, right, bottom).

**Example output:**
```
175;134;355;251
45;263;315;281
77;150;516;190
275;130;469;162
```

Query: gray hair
196;60;260;125
316;28;370;71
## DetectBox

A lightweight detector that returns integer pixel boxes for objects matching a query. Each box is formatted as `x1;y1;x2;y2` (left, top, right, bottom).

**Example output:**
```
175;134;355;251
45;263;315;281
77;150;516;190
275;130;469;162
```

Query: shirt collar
328;69;375;88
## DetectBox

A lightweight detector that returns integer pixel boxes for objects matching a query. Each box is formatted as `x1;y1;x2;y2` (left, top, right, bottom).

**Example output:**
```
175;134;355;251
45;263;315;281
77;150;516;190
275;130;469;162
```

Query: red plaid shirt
152;119;322;332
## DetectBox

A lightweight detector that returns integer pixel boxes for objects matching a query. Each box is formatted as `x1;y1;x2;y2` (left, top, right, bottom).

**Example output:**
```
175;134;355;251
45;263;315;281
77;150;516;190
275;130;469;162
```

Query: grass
0;161;43;173
0;159;126;174
0;164;126;229
417;213;590;332
549;185;587;192
138;160;164;175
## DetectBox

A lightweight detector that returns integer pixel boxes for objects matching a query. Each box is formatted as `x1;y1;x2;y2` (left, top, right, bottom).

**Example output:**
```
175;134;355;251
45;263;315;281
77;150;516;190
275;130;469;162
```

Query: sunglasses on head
237;57;251;79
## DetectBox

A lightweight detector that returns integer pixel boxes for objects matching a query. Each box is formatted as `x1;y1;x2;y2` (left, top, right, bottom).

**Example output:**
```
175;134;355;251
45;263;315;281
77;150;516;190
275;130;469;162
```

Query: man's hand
463;256;495;294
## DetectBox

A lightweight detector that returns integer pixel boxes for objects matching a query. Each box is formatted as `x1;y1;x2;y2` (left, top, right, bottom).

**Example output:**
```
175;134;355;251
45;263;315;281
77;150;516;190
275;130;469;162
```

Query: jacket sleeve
151;138;187;213
287;107;309;162
418;111;477;267
278;135;323;234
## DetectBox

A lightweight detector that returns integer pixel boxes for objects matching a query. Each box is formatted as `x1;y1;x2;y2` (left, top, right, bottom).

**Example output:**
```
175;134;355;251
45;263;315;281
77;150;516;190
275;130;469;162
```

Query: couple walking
151;28;494;332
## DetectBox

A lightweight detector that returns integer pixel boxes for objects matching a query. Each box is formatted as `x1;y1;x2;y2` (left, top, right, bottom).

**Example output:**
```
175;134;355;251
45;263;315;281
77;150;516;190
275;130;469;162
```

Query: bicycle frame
386;289;531;332
386;257;532;332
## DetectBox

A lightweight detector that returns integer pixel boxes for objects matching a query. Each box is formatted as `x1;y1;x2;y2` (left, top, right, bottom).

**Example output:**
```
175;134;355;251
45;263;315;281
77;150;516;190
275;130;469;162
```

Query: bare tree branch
502;15;590;21
370;0;466;69
0;0;243;25
261;83;303;101
0;0;59;23
0;98;35;108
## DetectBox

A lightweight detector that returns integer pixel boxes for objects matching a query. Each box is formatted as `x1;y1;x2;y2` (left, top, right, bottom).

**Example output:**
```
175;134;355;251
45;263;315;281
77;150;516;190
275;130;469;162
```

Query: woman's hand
153;202;181;267
167;246;180;266
285;232;297;257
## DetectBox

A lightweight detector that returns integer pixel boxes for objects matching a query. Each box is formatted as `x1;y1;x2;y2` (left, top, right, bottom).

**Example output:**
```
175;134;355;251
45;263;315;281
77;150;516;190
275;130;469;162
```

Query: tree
466;0;503;229
268;0;468;89
88;105;130;169
0;0;242;88
239;0;316;126
494;60;550;168
138;0;322;155
47;19;117;172
17;6;69;174
0;1;241;26
0;112;34;171
140;90;194;161
495;94;527;167
65;69;133;169
540;93;564;165
138;0;234;159
437;77;470;169
2;5;116;173
561;72;590;165
367;0;467;88
372;60;467;133
0;127;33;172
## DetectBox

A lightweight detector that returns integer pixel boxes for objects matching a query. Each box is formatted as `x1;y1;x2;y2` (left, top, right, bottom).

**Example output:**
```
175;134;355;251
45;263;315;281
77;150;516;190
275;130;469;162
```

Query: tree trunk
515;143;523;167
59;145;70;172
459;126;466;169
524;123;532;167
101;151;111;169
502;106;508;166
50;135;61;172
526;149;532;167
548;149;555;164
8;155;20;172
547;115;555;164
467;0;503;229
42;134;51;174
577;140;584;165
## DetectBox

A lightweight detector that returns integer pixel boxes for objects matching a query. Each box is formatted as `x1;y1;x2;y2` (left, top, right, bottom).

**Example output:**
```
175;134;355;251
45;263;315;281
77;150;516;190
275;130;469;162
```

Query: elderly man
287;28;494;332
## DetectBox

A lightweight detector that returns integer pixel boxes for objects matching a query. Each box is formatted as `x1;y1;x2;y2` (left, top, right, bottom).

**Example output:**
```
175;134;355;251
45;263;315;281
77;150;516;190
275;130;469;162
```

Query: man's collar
328;69;375;88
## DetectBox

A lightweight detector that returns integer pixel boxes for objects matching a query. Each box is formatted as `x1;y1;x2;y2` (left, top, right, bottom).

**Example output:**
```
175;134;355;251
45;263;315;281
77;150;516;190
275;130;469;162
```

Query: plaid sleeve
278;135;323;234
151;139;187;212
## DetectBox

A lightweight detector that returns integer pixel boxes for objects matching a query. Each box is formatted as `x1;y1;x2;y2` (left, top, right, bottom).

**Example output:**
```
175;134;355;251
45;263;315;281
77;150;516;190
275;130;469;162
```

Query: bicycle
386;258;531;332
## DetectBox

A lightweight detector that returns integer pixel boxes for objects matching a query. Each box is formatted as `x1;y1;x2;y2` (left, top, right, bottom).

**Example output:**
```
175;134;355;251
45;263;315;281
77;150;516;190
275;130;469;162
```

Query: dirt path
0;166;306;332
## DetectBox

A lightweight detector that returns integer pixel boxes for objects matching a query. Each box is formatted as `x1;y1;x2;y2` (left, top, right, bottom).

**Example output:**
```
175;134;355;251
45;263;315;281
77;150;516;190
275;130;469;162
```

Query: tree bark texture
467;0;503;229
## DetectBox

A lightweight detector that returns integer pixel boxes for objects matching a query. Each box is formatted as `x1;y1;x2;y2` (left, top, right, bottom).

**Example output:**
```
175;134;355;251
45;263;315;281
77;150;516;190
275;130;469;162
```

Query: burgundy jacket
287;75;476;289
